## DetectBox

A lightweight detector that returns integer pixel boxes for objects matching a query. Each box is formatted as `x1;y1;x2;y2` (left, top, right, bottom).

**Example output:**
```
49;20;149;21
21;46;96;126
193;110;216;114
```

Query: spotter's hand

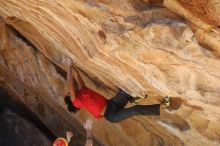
83;119;93;131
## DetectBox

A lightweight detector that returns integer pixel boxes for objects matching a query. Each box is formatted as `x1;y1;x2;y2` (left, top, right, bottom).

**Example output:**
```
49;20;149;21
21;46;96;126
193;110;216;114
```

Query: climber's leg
104;102;160;123
110;89;133;109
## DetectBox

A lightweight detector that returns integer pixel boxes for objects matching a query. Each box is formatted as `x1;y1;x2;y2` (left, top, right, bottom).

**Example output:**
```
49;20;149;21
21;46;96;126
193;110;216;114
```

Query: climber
64;60;169;123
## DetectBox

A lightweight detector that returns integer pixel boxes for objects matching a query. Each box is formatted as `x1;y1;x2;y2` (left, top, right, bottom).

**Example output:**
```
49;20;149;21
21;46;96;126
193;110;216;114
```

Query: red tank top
72;87;107;119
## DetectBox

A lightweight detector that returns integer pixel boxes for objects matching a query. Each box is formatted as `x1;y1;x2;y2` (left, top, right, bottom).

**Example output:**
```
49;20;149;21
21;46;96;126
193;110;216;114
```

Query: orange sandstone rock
0;0;220;145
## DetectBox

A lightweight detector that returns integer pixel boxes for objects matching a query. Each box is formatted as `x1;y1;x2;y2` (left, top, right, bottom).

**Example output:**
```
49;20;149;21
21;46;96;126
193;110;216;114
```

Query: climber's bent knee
104;100;121;123
104;115;120;123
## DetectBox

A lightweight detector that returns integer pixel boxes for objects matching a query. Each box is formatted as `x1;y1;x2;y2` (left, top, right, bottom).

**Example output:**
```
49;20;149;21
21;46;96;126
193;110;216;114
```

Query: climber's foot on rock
129;95;148;104
161;96;182;111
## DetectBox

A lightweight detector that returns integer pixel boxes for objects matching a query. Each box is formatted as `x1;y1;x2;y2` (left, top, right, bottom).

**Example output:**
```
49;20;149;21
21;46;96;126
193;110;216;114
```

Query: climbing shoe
161;96;182;110
162;96;171;107
129;95;148;104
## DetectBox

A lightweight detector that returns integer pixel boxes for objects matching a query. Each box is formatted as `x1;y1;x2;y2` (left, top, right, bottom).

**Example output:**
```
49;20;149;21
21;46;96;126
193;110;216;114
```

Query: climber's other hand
66;131;73;143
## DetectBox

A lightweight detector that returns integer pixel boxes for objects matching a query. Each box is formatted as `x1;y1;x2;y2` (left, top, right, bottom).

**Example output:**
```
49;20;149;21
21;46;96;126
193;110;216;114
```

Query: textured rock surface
0;109;52;146
0;0;220;146
164;0;220;57
0;22;101;146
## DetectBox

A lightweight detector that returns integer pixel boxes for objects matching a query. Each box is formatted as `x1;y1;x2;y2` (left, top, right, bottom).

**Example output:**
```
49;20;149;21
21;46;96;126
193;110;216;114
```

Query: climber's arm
67;62;76;100
73;66;85;89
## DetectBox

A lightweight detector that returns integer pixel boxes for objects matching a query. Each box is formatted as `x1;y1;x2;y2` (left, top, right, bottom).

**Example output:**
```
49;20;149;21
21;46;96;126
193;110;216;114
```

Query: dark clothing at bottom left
104;90;160;123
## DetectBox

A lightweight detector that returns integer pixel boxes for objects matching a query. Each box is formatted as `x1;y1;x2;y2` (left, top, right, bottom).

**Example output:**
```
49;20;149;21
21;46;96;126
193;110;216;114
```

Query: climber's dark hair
64;96;80;113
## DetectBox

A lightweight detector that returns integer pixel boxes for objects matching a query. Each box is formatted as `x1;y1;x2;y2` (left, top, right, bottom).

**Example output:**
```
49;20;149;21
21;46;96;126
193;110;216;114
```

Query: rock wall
164;0;220;57
0;0;220;146
0;22;102;146
0;109;52;146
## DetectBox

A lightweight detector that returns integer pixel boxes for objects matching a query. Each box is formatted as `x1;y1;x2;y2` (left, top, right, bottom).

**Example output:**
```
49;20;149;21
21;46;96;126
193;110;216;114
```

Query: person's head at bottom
53;137;68;146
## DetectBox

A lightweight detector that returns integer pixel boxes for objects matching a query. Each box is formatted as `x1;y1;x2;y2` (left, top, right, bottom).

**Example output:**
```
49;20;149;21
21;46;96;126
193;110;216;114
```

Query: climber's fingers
67;59;73;66
66;131;73;137
61;57;75;66
66;131;73;142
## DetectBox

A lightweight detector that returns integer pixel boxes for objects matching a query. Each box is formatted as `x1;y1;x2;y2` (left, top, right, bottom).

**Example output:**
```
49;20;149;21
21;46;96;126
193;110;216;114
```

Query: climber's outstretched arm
67;62;76;100
73;66;85;89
